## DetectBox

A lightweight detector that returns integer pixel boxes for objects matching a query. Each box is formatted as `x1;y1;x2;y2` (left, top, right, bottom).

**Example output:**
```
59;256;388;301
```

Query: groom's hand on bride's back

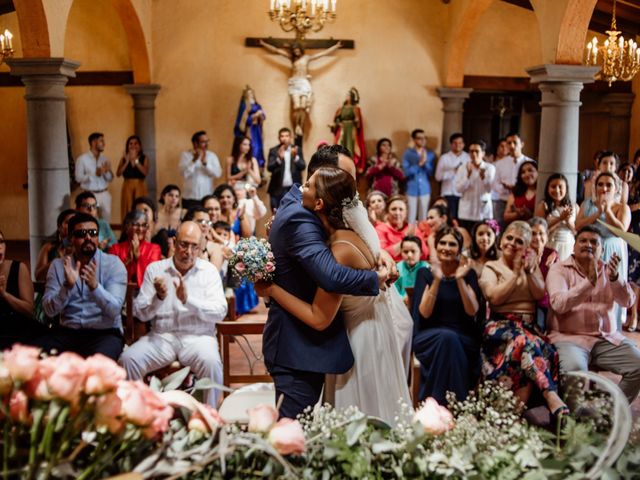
376;266;390;291
377;251;399;287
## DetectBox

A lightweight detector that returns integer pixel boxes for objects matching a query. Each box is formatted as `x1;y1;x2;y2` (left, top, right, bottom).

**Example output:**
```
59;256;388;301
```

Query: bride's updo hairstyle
314;166;357;230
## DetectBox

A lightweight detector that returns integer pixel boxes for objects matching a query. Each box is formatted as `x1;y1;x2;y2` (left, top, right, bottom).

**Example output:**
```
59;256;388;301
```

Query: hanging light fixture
0;29;13;65
268;0;337;40
585;0;640;86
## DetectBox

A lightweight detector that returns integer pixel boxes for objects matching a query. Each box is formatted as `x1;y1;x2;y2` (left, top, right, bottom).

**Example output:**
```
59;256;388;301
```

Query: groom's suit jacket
263;184;379;374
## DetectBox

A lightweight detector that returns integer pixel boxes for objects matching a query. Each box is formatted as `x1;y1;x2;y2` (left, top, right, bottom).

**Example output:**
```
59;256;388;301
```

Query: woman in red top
504;160;537;225
375;195;428;261
109;210;162;287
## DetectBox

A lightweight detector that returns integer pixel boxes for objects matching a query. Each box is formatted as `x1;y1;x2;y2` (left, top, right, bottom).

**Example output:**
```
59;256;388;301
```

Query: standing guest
132;196;156;242
492;138;509;163
267;127;305;211
75;132;114;222
109;210;161;288
577;171;631;328
365;190;387;226
625;167;640;332
366;138;404;197
547;226;640;404
534;173;576;261
435;133;469;220
528;217;558;329
402;129;435;223
618;162;635;191
395;236;429;302
412;227;481;404
154;184;183;236
479;221;568;417
37;213;127;360
120;221;228;407
35;209;76;281
179;130;222;210
226;136;261;187
75;191;117;251
584;151;629;205
467;219;499;278
491;132;533;228
376;195;429;262
116;135;149;222
504;160;537;225
0;229;45;349
455;140;495;232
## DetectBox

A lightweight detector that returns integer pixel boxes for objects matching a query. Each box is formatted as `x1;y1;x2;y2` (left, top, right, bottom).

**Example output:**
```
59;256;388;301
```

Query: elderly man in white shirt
491;132;534;228
120;221;228;406
179;130;222;210
75;132;114;222
455;140;496;231
435;132;469;220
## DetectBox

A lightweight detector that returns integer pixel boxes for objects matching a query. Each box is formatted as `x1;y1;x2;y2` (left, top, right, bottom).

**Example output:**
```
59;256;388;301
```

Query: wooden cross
245;37;354;49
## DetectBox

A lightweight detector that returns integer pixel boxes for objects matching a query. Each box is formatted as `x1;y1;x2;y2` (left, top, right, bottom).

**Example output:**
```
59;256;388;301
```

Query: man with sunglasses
37;212;127;360
75;191;117;250
120;221;227;406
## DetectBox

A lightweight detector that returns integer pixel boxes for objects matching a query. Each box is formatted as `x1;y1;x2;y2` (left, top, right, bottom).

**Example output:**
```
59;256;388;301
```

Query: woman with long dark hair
366;138;404;197
116;135;149;221
534;173;576;261
504;160;537;225
226;136;261;187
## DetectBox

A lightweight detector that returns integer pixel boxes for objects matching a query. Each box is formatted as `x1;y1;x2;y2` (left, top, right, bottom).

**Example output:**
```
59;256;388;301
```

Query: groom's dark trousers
263;184;380;419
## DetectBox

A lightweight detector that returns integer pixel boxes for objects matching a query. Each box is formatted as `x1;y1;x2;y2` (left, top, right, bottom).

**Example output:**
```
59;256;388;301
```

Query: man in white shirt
455;140;496;231
491;132;534;227
435;132;469;220
120;221;228;406
179;131;222;210
75;132;114;222
267;127;306;211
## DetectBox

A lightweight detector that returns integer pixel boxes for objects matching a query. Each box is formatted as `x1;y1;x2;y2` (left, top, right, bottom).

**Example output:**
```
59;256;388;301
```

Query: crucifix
246;37;355;138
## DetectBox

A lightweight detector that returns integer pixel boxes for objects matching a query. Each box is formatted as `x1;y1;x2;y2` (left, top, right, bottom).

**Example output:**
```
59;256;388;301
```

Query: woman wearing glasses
109;210;161;287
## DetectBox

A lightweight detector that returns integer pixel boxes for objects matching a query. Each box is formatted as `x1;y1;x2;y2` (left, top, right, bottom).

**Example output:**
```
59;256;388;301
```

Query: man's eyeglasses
80;203;98;210
195;219;213;227
176;240;200;252
131;222;148;229
72;229;99;239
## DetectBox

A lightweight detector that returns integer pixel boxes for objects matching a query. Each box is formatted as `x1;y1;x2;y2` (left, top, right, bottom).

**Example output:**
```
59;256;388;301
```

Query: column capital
436;87;473;100
7;57;80;78
124;84;161;108
526;64;599;84
602;92;635;110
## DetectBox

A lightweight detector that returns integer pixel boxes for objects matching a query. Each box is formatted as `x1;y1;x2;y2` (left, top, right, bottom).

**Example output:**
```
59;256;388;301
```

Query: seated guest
233;182;268;234
365;190;387;226
424;205;470;266
479;220;568;417
214;183;252;239
546;226;640;404
35;208;76;281
376;195;428;262
412;227;481;404
0;229;45;349
132;196;157;242
154;184;183;235
504;161;537;225
394;236;429;302
75;191;117;250
38;213;127;360
467;219;499;278
528;217;557;329
109;211;161;287
183;206;225;271
120;221;228;406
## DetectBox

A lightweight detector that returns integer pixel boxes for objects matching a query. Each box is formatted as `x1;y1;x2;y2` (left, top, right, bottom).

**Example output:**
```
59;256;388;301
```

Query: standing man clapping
179;130;222;210
75;132;114;223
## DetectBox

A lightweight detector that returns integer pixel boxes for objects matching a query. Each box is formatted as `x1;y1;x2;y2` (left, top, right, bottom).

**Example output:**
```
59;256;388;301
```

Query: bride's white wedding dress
324;203;412;425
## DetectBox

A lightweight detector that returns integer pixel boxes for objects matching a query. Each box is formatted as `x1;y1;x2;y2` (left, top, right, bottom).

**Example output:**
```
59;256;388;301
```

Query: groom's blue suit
264;185;379;418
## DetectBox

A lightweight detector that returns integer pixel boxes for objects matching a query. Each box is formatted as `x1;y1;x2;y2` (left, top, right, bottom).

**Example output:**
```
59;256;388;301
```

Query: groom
262;145;394;419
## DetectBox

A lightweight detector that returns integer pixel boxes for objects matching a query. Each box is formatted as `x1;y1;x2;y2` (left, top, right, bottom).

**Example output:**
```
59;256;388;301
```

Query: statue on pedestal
331;87;366;172
234;85;266;168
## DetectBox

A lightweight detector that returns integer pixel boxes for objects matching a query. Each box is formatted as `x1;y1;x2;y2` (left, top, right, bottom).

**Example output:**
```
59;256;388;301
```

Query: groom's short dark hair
307;144;352;177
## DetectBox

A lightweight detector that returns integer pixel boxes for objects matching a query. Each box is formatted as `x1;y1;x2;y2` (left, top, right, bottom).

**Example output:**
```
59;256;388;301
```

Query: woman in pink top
375;195;428;262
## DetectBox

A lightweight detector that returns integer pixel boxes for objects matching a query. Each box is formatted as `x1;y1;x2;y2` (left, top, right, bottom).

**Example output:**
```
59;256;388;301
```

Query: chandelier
584;0;639;86
268;0;337;40
0;29;13;65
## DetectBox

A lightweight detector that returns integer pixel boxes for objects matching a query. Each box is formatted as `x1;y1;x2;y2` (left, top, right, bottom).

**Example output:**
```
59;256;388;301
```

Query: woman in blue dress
576;171;631;329
412;226;481;404
234;86;266;169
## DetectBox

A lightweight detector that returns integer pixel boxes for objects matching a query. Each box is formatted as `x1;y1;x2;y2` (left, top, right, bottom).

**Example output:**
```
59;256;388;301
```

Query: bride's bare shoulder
330;230;374;269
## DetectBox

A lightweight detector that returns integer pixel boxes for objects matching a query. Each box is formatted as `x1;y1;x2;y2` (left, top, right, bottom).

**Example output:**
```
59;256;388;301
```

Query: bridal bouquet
229;236;276;282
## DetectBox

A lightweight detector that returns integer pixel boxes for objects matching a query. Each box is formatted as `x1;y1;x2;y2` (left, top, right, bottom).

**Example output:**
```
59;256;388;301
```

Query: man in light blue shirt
37;212;127;360
402;129;435;223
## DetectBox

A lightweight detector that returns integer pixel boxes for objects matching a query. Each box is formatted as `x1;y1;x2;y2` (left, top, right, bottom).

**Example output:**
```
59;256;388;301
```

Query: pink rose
0;363;13;396
24;368;52;401
236;251;244;258
188;404;222;434
264;262;275;273
9;390;29;424
247;404;278;433
234;262;246;273
117;381;173;438
268;418;305;455
84;354;126;395
40;352;87;405
3;344;41;382
267;252;274;260
413;397;454;436
95;391;124;434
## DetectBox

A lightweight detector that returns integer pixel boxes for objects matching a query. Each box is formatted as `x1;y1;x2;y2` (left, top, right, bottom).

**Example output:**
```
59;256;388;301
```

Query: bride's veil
342;200;381;259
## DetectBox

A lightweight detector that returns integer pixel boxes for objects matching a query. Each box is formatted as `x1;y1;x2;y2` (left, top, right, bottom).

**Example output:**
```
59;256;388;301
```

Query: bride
257;166;411;424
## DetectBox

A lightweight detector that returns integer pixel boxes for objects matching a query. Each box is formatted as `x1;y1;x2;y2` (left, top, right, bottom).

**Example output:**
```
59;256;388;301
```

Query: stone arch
111;0;151;83
554;0;598;64
12;0;51;57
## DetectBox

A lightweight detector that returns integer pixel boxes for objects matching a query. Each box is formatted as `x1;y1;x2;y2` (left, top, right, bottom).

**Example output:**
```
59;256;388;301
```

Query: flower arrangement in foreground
1;343;639;479
228;236;275;282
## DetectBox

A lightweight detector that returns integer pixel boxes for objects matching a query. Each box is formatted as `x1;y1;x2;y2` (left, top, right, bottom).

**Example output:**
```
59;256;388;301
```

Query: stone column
123;84;161;202
8;58;80;271
526;64;599;203
436;87;473;153
603;92;635;161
